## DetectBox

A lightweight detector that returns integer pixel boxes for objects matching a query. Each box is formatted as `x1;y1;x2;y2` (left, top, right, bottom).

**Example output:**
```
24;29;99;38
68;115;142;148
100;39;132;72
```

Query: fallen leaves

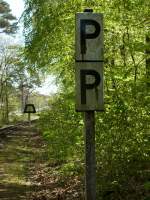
27;163;84;200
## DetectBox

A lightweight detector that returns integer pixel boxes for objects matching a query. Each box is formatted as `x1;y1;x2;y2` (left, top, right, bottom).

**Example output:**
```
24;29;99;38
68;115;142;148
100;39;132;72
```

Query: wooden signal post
75;9;104;200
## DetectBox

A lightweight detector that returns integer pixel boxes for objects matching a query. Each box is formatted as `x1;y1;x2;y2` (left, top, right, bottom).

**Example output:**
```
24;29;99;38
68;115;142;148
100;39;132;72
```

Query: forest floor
0;123;83;200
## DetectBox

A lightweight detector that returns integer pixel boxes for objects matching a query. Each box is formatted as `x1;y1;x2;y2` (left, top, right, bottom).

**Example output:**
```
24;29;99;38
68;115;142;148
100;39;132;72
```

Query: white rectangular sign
75;12;103;61
75;62;104;111
75;12;104;111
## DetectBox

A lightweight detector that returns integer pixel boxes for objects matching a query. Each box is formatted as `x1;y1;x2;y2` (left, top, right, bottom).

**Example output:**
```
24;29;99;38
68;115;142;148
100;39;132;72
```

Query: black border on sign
24;104;36;113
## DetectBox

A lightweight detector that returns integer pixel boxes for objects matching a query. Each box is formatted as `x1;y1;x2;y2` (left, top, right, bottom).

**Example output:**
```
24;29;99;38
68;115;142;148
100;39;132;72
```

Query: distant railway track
0;119;38;137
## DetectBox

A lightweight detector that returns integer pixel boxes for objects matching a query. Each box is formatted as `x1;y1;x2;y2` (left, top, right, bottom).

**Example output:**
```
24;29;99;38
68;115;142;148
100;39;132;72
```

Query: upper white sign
75;13;103;61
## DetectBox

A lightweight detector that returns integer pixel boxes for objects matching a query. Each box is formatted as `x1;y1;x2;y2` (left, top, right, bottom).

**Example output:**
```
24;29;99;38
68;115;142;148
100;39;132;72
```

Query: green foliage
57;161;84;178
39;94;83;163
144;181;150;191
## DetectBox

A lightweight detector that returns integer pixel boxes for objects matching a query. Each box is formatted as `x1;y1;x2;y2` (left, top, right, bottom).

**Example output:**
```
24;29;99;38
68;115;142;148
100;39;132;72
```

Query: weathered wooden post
75;9;104;200
28;112;31;125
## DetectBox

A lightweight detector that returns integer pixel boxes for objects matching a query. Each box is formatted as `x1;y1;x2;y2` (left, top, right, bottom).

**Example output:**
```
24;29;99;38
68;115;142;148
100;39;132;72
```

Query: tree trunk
21;83;25;112
5;79;9;124
146;35;150;87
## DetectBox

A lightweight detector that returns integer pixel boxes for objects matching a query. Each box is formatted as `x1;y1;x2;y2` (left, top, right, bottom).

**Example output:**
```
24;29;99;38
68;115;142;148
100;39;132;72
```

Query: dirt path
0;123;83;200
0;123;47;200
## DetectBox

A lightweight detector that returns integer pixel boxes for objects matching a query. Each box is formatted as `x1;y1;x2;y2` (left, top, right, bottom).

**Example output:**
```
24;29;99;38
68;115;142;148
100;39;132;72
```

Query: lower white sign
75;62;104;111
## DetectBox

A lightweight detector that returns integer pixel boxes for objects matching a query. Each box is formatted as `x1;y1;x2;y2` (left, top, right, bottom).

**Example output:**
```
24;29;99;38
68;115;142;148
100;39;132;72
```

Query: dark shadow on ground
0;182;46;200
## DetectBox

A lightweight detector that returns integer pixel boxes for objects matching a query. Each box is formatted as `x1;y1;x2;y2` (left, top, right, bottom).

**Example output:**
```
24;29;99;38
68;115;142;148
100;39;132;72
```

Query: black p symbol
80;19;101;55
80;69;101;104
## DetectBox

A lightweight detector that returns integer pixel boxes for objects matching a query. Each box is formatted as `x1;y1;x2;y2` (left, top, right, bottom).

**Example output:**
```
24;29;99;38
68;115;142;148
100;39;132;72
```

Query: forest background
0;0;150;199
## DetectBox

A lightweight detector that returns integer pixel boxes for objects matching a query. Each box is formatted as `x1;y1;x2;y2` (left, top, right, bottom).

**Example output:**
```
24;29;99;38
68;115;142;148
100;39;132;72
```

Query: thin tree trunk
5;78;9;124
21;82;24;112
146;35;150;87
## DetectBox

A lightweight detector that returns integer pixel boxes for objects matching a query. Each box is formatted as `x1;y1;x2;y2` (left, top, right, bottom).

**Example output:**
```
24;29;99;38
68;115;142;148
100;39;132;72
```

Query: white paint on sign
75;12;103;61
75;12;104;111
75;62;104;111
